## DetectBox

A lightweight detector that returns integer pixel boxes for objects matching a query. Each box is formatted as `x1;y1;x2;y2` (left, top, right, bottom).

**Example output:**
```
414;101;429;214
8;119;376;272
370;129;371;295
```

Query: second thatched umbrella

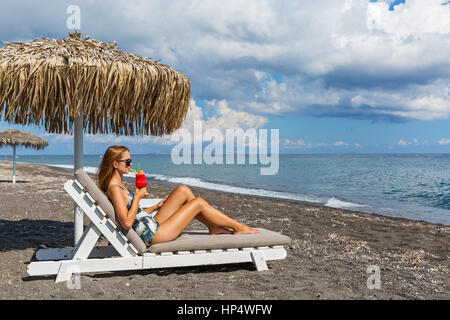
0;129;48;183
0;32;191;244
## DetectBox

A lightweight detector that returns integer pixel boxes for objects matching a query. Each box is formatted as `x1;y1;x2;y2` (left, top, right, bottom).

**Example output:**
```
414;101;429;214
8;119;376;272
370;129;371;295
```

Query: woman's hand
135;187;149;200
143;195;168;214
155;195;168;209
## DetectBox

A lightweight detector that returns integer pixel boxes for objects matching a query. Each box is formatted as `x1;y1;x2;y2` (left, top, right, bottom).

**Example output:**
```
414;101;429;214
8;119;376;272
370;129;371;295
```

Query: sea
7;154;450;226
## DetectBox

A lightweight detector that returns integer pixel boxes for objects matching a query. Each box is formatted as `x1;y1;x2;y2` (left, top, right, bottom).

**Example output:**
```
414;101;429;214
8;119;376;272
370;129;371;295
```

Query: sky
0;0;449;155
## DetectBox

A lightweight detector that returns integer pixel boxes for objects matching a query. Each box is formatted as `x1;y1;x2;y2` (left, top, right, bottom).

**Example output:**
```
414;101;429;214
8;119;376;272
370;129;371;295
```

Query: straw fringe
0;32;190;136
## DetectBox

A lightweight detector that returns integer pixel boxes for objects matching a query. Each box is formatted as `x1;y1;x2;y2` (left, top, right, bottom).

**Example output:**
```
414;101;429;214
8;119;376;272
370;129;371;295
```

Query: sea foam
325;197;366;209
149;172;324;204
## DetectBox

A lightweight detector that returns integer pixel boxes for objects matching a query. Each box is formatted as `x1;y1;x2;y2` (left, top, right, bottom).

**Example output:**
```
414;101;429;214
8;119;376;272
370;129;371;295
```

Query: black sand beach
0;161;448;299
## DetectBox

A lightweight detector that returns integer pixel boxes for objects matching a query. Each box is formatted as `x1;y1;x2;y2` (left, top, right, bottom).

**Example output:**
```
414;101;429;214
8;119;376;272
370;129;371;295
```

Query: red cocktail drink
135;171;147;189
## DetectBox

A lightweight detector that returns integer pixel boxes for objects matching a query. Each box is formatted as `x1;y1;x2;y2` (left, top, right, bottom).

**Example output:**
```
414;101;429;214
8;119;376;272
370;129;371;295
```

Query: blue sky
0;0;449;155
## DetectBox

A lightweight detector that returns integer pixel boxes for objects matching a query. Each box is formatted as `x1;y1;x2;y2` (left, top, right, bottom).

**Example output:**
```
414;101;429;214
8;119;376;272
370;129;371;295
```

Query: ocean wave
325;197;366;209
47;164;73;170
150;173;324;204
47;164;99;175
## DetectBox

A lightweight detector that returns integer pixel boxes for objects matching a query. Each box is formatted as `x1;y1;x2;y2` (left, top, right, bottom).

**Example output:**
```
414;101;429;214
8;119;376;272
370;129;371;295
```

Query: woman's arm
108;186;148;230
143;196;169;214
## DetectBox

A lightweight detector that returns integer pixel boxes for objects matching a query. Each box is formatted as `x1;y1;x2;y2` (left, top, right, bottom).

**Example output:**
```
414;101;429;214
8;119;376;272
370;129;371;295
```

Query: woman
97;145;259;247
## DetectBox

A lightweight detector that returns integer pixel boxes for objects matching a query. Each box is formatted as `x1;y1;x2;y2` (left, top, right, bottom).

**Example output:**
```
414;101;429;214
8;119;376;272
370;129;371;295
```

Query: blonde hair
97;145;129;193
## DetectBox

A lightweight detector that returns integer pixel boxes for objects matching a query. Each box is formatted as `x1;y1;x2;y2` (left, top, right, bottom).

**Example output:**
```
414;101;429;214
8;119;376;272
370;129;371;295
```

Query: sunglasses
117;158;132;167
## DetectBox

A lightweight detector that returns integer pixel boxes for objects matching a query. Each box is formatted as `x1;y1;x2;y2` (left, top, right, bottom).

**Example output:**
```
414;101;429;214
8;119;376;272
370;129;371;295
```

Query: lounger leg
55;260;80;283
55;224;100;283
73;223;101;260
250;251;268;271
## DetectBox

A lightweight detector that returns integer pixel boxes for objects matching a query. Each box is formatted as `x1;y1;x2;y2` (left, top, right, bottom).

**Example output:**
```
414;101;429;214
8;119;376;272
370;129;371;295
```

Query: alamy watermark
170;121;279;175
66;265;81;290
367;265;381;290
66;5;81;30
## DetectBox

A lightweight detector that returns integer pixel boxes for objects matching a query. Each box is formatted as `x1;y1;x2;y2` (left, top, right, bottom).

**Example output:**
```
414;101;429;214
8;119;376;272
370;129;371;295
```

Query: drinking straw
129;168;137;174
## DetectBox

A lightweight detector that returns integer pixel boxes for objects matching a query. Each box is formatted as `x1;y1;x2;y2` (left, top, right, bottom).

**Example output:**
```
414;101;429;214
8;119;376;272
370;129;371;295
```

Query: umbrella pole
12;145;16;184
74;111;84;246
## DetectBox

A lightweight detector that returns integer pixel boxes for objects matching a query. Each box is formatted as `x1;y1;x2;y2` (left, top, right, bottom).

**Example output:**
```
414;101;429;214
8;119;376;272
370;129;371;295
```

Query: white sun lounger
27;169;290;283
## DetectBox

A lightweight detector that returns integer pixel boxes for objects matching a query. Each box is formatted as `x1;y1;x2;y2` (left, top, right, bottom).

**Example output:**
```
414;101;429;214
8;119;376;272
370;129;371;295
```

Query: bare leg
151;197;258;244
153;185;194;223
154;185;234;235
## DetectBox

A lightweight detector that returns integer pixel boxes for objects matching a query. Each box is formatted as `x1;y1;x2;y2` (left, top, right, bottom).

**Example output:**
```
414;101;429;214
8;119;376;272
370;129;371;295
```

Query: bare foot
233;226;259;235
209;226;234;235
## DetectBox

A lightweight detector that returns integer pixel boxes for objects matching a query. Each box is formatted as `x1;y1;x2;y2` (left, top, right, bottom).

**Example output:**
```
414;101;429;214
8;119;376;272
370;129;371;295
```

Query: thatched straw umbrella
0;32;190;244
0;129;48;183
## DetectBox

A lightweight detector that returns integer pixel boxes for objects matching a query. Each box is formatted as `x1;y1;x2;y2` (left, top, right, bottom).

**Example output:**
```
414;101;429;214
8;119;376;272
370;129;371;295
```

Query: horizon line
4;152;450;156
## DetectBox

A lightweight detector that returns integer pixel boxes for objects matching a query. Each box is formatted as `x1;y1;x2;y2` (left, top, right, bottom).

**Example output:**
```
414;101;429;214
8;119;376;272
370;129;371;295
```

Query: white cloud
367;0;449;37
349;78;450;117
283;140;362;149
334;141;350;147
283;138;312;149
175;99;268;143
200;99;268;131
398;138;424;146
84;134;174;146
163;0;450;121
42;133;73;143
439;138;450;145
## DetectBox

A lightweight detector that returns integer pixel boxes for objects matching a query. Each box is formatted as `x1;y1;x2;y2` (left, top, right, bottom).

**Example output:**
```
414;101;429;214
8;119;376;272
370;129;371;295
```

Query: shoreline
0;161;449;299
5;159;450;227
